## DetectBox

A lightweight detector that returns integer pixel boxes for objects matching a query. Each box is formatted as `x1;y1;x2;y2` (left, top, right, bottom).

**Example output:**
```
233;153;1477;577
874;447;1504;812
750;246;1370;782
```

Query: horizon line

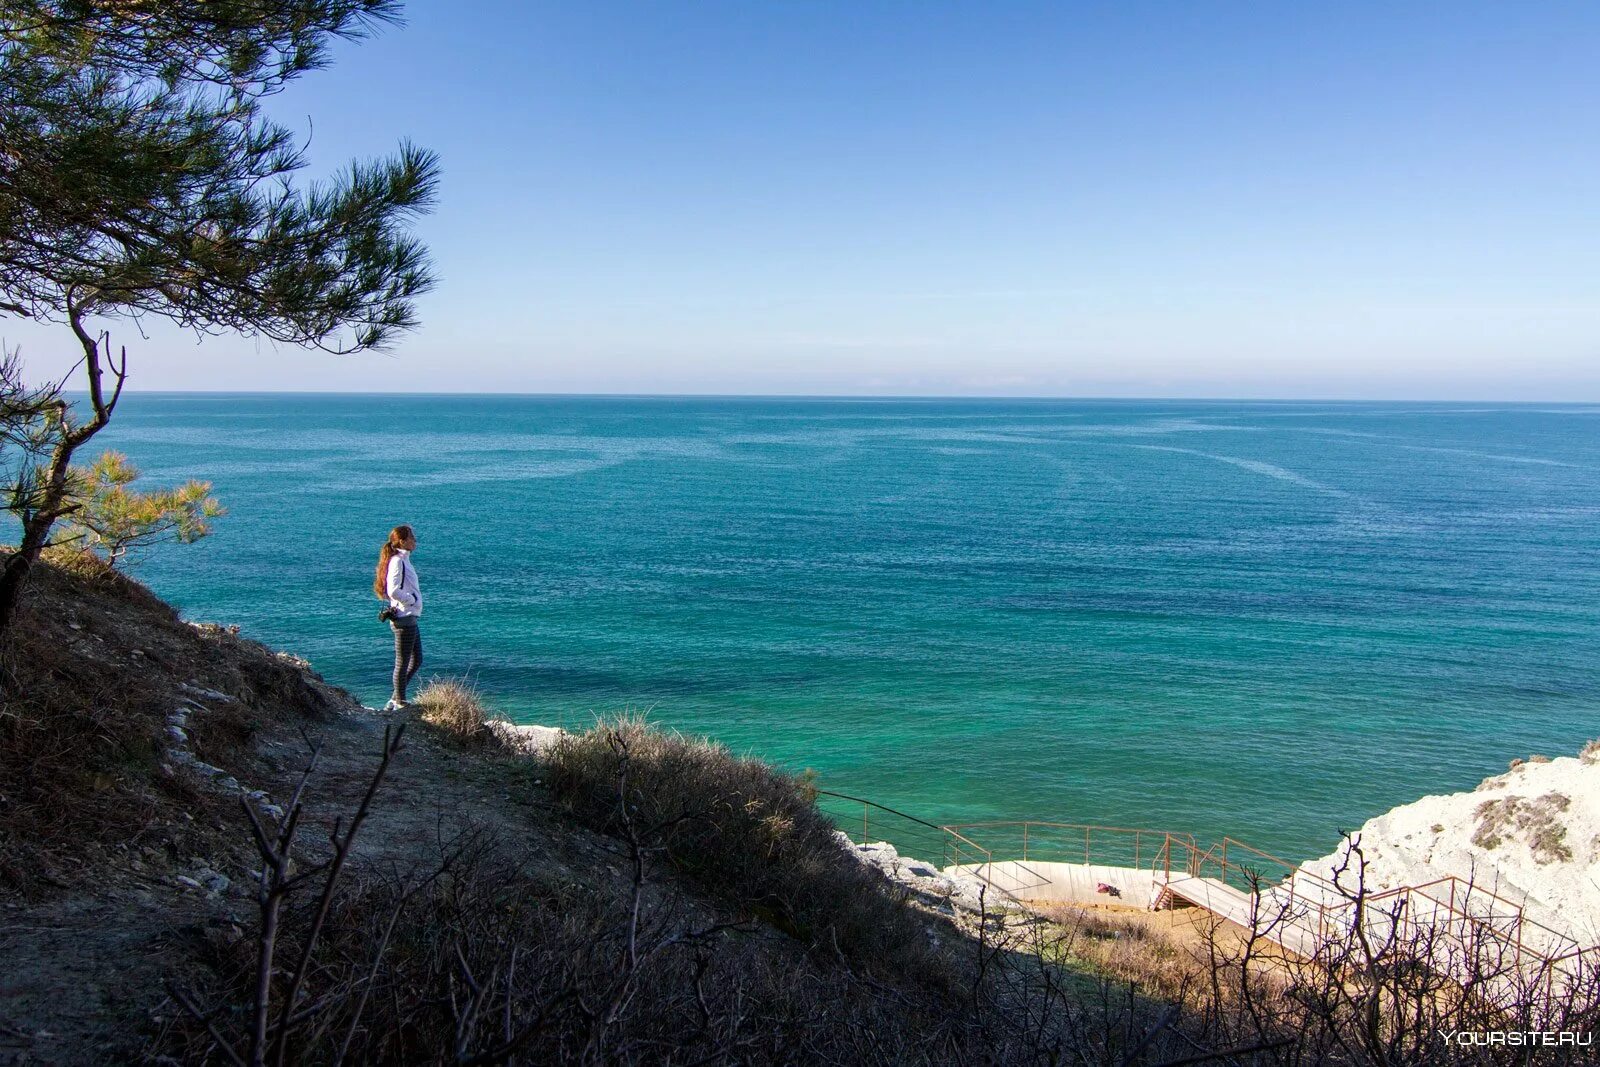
65;388;1600;406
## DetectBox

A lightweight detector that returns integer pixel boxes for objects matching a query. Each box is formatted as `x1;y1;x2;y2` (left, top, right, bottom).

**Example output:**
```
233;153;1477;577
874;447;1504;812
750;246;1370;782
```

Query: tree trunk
0;450;74;641
0;513;52;637
0;310;125;643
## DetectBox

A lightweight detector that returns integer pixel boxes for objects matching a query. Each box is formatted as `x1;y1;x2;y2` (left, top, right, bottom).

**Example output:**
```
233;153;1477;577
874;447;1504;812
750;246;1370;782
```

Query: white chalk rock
487;721;567;755
1300;742;1600;950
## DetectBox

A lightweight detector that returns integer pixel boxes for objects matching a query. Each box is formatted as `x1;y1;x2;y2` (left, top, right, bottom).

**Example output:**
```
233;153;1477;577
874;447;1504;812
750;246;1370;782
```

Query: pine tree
0;1;438;636
60;450;225;566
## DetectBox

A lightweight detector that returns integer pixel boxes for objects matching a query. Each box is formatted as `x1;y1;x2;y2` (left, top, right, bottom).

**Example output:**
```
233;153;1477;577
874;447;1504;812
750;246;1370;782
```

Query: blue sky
7;1;1600;397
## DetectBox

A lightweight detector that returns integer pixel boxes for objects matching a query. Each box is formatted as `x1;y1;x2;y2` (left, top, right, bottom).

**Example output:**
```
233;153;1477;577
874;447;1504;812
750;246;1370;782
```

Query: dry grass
413;676;497;745
1035;904;1292;1010
0;547;347;892
545;715;959;986
1041;906;1197;995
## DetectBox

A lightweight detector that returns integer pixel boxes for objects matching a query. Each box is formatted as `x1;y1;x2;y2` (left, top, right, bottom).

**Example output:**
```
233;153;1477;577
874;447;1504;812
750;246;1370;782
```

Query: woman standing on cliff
375;524;423;711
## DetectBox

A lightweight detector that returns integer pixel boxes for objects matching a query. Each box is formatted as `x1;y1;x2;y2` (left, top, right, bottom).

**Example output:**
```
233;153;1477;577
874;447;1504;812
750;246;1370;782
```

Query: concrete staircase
1155;873;1334;959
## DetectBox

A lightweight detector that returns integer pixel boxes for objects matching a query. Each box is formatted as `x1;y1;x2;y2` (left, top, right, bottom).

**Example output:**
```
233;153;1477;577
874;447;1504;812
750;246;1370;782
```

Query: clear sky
6;1;1599;398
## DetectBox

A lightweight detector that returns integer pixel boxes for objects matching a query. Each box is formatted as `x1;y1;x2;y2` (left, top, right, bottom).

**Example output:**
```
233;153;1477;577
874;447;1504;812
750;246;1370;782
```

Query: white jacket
386;550;422;619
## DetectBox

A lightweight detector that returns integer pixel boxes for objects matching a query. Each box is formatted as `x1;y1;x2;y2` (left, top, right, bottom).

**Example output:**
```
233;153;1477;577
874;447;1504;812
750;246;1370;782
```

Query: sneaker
382;698;409;713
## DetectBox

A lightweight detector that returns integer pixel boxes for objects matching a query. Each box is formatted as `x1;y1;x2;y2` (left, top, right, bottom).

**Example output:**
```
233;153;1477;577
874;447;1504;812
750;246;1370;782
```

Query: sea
61;395;1600;861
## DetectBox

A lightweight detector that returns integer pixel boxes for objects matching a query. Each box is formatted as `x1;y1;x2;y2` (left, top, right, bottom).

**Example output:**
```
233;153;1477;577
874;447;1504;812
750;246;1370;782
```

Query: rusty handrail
1372;874;1525;922
815;789;985;868
1368;877;1595;966
815;790;1039;899
815;789;948;835
943;821;1196;872
1160;836;1593;976
1220;837;1324;879
945;820;1196;838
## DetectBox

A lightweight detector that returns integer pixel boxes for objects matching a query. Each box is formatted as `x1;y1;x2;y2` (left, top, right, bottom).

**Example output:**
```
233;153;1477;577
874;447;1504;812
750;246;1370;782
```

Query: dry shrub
1;550;188;887
546;716;955;986
1472;792;1574;861
168;837;1000;1065
414;676;495;745
160;737;1014;1065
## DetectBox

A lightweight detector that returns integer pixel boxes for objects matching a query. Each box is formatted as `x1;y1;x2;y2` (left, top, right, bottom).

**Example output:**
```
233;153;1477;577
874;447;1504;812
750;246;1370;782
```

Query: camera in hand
378;606;397;623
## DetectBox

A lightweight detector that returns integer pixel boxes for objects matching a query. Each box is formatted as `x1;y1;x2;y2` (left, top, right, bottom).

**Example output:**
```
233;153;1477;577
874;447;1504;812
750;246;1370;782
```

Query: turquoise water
68;395;1600;860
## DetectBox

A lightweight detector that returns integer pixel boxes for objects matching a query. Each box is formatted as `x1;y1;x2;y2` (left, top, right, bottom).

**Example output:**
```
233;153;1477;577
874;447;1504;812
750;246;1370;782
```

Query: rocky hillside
0;554;1073;1064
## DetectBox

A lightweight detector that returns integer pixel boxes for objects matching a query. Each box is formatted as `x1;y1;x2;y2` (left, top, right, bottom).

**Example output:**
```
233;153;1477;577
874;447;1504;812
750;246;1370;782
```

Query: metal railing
1156;835;1321;895
818;796;1198;900
1364;876;1594;972
815;789;959;861
814;791;1051;898
943;821;1195;874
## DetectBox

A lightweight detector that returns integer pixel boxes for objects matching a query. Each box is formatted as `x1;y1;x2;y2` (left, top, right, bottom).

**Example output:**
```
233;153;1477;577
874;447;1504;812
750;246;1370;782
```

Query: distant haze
5;1;1598;399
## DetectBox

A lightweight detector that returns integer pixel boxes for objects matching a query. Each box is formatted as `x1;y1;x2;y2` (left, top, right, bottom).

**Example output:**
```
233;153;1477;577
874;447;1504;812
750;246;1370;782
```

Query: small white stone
197;870;230;895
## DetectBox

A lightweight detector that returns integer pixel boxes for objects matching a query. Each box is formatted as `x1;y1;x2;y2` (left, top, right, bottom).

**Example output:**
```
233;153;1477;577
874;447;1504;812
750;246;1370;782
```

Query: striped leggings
390;619;423;702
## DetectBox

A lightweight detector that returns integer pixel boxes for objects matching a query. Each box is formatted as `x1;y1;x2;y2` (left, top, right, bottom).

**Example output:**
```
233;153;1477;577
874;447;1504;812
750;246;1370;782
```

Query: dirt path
0;693;625;1065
